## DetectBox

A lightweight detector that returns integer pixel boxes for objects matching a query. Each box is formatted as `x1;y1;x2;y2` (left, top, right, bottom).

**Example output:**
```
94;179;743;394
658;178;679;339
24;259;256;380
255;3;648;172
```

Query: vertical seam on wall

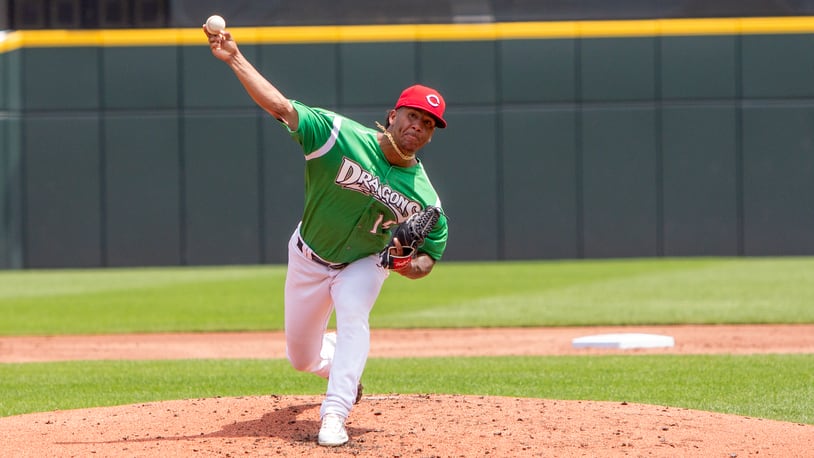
655;36;664;257
495;39;505;260
1;53;5;267
256;48;266;263
735;35;745;256
98;46;108;267
19;50;28;267
575;37;584;259
256;112;266;263
335;42;343;110
415;41;421;88
177;43;187;265
1;54;7;267
1;108;6;267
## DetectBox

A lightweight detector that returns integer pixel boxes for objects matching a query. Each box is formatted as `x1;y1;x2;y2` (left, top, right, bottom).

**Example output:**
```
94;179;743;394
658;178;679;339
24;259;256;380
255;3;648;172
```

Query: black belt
297;238;349;270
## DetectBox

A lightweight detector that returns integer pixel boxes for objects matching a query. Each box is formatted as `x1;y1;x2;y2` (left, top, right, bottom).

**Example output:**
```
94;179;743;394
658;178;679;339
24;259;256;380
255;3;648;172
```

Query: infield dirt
1;325;813;457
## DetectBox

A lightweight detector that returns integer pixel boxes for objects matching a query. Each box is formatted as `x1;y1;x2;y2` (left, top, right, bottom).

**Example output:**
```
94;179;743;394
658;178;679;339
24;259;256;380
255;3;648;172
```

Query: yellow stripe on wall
4;16;814;52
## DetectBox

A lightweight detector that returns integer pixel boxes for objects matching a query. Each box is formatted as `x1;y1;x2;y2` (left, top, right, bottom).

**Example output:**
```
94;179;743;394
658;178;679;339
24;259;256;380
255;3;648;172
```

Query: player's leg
320;254;388;419
284;229;335;378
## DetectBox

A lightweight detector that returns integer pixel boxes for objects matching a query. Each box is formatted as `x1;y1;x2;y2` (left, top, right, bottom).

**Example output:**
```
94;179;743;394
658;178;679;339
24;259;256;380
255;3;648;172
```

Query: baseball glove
379;205;441;270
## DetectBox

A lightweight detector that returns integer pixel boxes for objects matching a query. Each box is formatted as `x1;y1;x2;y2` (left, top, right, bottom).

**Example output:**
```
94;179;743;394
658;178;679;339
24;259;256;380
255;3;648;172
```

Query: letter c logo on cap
426;94;441;107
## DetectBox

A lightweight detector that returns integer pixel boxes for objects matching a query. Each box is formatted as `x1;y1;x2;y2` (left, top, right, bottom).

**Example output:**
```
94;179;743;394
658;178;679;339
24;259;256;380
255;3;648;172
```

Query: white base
571;333;675;349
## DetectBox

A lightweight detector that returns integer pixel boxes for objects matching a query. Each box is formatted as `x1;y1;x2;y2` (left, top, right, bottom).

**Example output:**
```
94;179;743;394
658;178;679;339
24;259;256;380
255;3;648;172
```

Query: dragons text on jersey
335;157;422;222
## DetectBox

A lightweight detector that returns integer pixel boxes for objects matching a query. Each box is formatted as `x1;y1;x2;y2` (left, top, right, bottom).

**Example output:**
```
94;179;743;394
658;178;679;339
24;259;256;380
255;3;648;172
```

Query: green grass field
1;257;813;423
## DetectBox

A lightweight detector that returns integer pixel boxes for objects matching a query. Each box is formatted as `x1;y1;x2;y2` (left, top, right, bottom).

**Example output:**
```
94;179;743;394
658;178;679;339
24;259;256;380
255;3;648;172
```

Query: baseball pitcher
206;25;449;447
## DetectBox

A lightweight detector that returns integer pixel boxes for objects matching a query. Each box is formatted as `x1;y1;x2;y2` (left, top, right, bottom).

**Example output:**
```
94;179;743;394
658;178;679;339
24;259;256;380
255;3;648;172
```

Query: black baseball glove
379;206;441;269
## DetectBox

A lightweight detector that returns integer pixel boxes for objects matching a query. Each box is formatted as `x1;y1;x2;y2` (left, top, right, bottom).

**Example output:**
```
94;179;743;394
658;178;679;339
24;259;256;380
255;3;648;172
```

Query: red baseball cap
394;84;447;128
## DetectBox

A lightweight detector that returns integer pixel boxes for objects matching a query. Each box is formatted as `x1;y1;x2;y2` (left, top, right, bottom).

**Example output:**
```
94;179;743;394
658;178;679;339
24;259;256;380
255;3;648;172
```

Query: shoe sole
318;438;348;447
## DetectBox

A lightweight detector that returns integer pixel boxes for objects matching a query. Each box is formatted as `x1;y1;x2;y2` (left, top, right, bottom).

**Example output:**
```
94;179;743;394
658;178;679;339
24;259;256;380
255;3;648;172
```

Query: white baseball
205;15;226;34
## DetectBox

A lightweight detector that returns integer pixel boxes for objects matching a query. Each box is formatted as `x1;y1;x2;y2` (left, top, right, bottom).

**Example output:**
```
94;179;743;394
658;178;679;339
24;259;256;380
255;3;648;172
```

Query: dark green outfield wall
2;27;814;268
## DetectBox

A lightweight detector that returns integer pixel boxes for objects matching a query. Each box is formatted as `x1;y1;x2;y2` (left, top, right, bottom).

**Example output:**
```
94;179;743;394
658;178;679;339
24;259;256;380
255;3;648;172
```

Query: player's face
391;108;436;153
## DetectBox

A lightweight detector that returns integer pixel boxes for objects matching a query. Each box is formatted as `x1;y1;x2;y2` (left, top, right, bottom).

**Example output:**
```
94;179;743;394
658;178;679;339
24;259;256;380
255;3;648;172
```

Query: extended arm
205;28;299;129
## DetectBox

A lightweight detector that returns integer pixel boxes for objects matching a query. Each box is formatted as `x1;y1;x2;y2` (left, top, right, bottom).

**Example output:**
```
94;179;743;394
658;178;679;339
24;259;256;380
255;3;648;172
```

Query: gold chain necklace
376;122;415;161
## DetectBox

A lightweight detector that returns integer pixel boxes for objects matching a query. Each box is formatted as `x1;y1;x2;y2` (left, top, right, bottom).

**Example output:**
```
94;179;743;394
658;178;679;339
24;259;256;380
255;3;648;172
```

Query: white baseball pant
284;226;389;419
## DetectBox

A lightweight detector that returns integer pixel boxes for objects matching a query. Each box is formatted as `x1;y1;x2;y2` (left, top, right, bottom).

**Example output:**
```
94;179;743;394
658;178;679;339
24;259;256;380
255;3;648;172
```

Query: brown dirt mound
1;395;812;457
1;325;813;457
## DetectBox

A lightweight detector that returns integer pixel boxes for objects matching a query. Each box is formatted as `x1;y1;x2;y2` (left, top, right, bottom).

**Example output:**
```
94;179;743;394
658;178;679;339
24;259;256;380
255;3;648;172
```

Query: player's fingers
208;35;228;53
392;237;404;256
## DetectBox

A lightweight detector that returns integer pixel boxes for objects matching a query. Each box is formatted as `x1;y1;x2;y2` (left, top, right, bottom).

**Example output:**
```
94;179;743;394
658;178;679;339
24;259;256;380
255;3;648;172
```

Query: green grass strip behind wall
1;258;813;336
2;355;812;424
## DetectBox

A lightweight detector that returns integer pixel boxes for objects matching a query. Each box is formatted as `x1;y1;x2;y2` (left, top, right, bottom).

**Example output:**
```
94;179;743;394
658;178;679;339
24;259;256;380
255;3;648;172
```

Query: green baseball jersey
283;100;448;264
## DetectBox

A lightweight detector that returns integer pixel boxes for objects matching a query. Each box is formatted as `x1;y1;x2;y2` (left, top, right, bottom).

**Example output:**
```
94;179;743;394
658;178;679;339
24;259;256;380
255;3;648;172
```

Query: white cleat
318;413;349;446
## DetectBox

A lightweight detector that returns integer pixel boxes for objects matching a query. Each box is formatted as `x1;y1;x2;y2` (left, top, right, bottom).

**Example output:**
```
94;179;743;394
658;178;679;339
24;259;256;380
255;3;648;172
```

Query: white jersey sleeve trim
305;115;343;161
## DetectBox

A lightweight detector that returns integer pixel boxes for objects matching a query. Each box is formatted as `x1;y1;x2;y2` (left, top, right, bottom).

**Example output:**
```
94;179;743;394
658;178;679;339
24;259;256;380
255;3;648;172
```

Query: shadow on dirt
55;400;376;446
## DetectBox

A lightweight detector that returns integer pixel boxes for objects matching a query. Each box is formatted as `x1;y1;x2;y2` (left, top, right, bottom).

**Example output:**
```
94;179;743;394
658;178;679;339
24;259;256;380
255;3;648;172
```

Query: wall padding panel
0;116;22;268
500;39;576;103
340;42;418;107
4;50;22;111
183;114;261;265
104;115;182;266
741;34;814;98
661;35;737;100
580;37;656;102
581;106;658;257
501;108;578;259
419;41;497;105
22;48;100;110
24;116;102;267
742;104;814;255
103;47;179;109
0;118;8;267
662;105;738;255
0;51;6;110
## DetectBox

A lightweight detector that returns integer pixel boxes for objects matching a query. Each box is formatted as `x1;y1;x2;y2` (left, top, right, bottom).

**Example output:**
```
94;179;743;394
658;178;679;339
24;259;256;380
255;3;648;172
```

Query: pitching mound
2;325;814;456
1;394;812;457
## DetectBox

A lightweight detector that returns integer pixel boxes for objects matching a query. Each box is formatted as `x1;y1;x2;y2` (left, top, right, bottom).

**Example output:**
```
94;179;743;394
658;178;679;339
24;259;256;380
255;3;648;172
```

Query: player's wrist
390;255;412;271
394;259;413;272
225;50;245;67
